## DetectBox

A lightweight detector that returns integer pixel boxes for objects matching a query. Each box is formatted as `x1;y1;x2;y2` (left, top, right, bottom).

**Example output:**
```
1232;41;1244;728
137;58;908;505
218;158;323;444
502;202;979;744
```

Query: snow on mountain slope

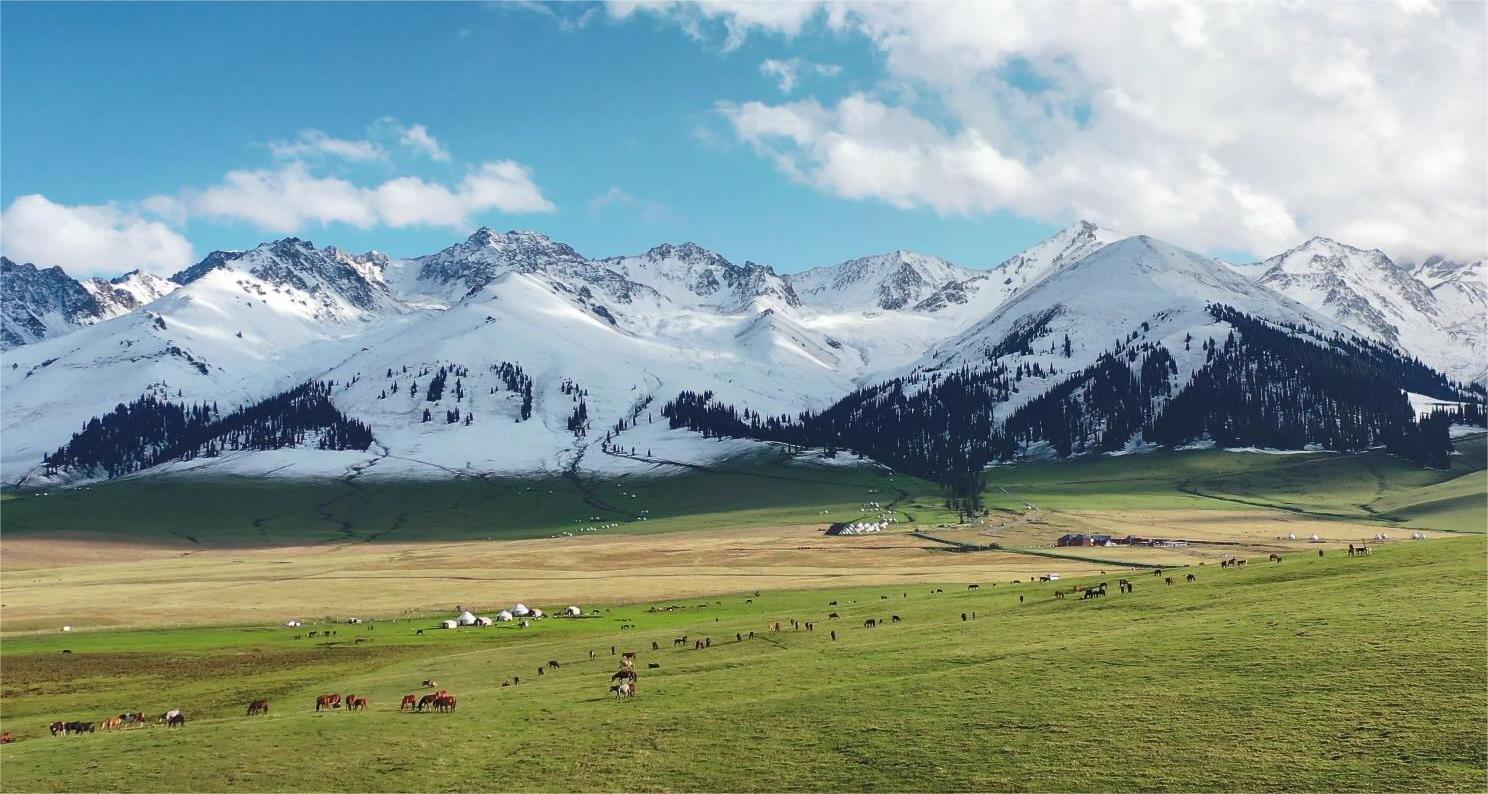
602;243;801;314
788;250;972;312
914;235;1353;417
1237;238;1484;383
1;258;176;349
1;239;415;482
83;270;177;318
293;271;856;479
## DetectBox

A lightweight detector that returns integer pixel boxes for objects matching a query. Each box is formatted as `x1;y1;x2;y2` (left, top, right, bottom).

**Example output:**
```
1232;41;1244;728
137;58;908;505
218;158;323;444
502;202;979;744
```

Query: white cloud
759;57;841;94
0;194;196;276
648;1;1488;260
609;1;820;50
396;123;452;162
183;160;554;233
269;129;387;162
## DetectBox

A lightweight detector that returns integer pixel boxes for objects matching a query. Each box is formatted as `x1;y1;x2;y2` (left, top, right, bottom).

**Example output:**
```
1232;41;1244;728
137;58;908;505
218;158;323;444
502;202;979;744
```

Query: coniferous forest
663;305;1484;491
42;381;373;478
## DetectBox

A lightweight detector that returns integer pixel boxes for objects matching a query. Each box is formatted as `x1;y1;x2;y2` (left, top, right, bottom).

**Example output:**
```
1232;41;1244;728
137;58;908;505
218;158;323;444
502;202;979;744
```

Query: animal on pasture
247;699;269;716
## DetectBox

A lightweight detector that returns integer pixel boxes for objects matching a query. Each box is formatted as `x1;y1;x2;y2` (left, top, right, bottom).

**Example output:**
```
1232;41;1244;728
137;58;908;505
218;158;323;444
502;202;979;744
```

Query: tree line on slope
41;381;373;479
661;304;1484;496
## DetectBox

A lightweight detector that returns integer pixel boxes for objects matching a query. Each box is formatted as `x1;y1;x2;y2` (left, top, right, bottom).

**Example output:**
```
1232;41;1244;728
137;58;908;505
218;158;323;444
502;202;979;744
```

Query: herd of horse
49;711;179;736
25;544;1382;743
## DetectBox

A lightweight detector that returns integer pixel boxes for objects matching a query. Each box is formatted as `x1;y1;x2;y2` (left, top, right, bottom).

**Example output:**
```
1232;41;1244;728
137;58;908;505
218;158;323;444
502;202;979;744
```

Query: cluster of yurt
439;603;567;629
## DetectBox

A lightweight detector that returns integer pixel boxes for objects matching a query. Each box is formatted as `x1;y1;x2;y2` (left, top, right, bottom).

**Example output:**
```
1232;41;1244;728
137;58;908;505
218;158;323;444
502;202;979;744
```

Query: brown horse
400;695;418;711
315;694;341;712
433;694;457;712
348;697;368;711
0;731;13;744
247;699;269;716
101;717;125;731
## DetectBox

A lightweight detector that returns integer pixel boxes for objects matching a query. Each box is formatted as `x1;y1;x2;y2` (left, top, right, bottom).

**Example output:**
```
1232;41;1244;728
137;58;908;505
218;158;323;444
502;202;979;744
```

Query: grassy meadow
0;537;1483;791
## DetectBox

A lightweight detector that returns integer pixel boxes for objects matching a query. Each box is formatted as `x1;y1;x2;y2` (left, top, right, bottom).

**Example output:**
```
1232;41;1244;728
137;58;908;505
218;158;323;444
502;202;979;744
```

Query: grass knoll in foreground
1;537;1483;792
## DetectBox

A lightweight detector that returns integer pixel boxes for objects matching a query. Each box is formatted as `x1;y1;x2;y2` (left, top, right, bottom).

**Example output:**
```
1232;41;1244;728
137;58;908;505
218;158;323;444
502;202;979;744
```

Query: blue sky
0;1;1059;276
2;2;1482;277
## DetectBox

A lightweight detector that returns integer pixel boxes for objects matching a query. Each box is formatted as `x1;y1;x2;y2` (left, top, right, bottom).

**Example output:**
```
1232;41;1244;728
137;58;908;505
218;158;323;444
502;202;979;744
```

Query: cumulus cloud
183;160;554;232
396;123;452;162
759;57;841;94
0;194;195;276
269;129;387;162
644;1;1488;260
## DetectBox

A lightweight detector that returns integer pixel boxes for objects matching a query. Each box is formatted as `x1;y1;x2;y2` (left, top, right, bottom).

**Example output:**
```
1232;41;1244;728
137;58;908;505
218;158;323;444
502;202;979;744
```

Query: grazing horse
828;613;840;620
400;695;418;711
349;697;369;711
315;694;341;712
828;601;838;606
1054;590;1065;599
422;679;438;688
864;619;877;628
548;660;561;669
166;714;185;728
1165;577;1174;585
247;699;269;716
891;615;902;623
434;695;457;713
1153;569;1163;577
612;669;638;682
1186;573;1197;582
0;731;14;744
1269;554;1283;563
100;717;124;731
648;662;661;669
1237;559;1247;567
49;721;65;736
610;682;635;699
1357;546;1371;556
968;584;979;590
417;694;439;711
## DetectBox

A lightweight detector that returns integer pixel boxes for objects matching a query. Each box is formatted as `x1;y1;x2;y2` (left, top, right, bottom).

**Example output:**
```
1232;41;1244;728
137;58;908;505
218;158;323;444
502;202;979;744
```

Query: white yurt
475;616;494;627
530;608;545;619
563;605;582;617
456;611;478;626
512;603;531;617
285;620;302;628
495;610;514;622
440;619;458;629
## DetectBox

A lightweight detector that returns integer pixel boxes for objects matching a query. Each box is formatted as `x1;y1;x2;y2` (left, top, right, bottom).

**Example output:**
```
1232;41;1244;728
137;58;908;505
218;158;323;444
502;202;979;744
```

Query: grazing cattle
400;695;418;711
652;641;660;651
166;714;185;728
674;637;687;646
648;662;661;669
611;682;635;699
968;584;979;590
1269;553;1283;563
538;667;545;676
513;676;520;685
961;612;968;621
828;613;840;620
1237;559;1247;567
1153;569;1163;577
828;601;838;606
1054;590;1065;599
247;699;269;716
315;694;340;712
416;629;424;635
0;731;13;744
891;615;902;623
1019;595;1024;603
1319;549;1325;557
830;630;837;641
49;721;65;736
1165;577;1174;585
548;660;561;669
1186;573;1197;582
880;595;888;601
864;619;877;628
1357;546;1371;556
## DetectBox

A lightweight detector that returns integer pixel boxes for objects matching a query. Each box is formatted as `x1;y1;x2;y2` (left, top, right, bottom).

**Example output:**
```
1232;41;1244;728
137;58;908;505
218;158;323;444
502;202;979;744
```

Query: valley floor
0;538;1483;792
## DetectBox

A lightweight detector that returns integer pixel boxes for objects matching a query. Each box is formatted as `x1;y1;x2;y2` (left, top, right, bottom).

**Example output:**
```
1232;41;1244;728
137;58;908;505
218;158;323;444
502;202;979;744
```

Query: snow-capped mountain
4;222;1480;489
788;250;972;312
915;235;1349;414
1;258;177;349
83;270;177;318
1234;238;1486;384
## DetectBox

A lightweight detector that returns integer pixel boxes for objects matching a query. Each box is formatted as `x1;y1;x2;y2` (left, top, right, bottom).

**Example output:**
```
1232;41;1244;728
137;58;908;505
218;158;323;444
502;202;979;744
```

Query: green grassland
983;434;1486;532
1;537;1483;791
5;435;1483;547
0;456;958;546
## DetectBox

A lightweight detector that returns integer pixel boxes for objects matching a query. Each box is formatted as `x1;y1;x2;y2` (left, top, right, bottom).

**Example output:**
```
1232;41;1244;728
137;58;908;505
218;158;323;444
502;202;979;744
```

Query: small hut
474;616;494;627
439;619;458;629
